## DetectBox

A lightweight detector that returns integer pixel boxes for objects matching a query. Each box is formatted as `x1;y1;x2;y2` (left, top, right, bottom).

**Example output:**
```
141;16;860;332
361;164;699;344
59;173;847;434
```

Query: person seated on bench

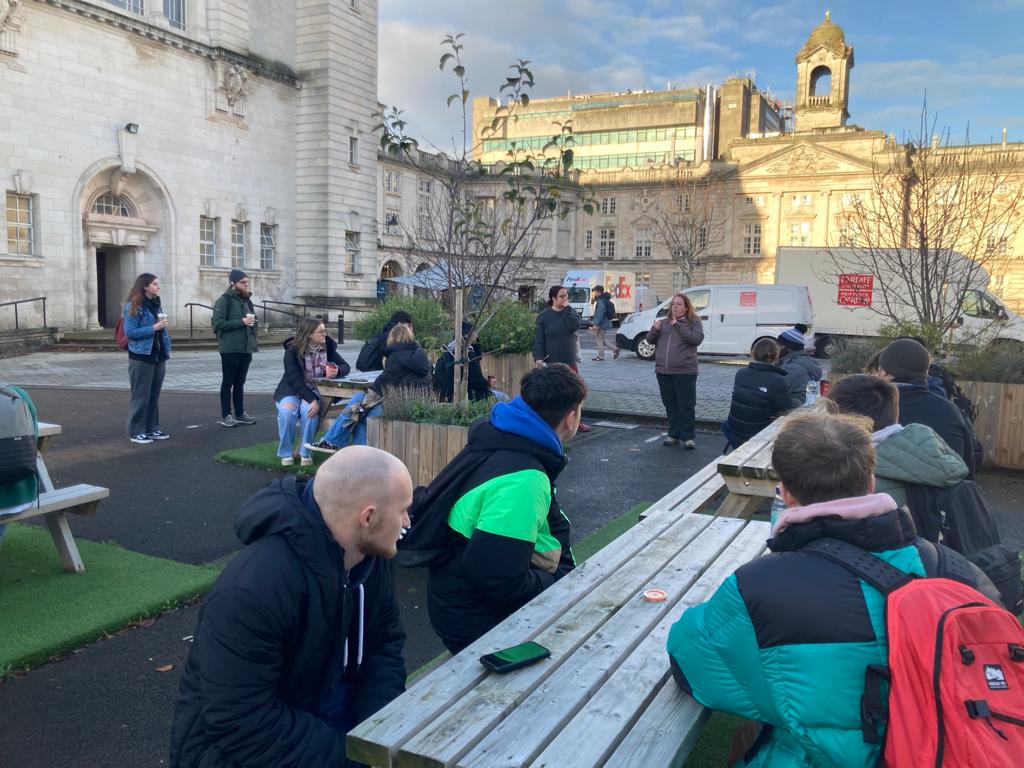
170;446;411;768
667;410;999;768
720;338;791;449
308;323;431;453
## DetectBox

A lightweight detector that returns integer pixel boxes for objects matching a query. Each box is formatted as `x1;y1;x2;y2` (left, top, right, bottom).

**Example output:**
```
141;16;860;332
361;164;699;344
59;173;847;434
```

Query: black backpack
355;330;387;372
604;296;616;318
0;384;38;486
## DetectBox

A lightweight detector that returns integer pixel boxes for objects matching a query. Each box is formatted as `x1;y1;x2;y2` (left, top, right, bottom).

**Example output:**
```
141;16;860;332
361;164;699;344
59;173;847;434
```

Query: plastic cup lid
643;588;668;603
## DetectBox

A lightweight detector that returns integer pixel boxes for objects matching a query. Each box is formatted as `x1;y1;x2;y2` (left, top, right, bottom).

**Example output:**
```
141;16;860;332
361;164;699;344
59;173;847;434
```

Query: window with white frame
744;195;764;207
344;231;360;273
108;0;144;14
600;196;617;215
635;271;651;287
672;272;685;293
200;216;218;266
260;224;276;270
6;192;34;256
385;209;400;235
92;192;133;216
385;171;401;194
789;221;811;246
743;223;762;255
696;227;707;250
349;136;359;166
677;193;690;212
599;228;616;258
841;192;862;207
635;228;652;259
790;193;812;207
584;229;593;250
231;220;247;268
986;226;1009;256
837;219;860;247
163;0;184;28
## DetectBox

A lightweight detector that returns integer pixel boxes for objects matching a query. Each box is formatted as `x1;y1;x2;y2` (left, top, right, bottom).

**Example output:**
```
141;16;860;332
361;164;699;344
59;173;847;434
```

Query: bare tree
650;173;727;290
378;34;592;402
824;103;1024;339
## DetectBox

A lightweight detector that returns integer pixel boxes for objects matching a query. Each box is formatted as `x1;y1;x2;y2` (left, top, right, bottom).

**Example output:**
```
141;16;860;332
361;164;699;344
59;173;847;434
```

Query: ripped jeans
276;396;319;459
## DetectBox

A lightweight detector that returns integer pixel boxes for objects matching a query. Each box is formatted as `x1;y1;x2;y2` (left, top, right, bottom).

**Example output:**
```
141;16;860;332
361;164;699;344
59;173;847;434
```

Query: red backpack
805;538;1024;767
114;316;129;350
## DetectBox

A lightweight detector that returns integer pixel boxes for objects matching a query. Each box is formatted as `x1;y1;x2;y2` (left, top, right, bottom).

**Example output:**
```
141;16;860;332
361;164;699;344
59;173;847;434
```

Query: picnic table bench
313;372;382;430
347;450;772;767
0;421;109;573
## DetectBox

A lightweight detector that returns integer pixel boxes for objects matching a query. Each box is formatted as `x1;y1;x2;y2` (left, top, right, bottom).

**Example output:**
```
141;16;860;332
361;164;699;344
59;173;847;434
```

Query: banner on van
838;274;874;307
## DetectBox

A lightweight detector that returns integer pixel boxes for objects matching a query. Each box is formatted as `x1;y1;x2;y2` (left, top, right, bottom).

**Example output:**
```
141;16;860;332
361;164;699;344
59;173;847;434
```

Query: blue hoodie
489;396;564;457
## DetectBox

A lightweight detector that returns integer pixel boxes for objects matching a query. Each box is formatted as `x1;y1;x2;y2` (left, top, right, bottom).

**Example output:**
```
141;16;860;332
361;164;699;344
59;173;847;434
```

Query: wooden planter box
959;381;1024;470
367;418;469;487
829;374;1024;470
482;352;533;397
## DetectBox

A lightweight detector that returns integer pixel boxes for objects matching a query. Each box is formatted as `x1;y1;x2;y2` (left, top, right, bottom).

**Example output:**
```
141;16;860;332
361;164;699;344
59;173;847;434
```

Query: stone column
85;246;101;330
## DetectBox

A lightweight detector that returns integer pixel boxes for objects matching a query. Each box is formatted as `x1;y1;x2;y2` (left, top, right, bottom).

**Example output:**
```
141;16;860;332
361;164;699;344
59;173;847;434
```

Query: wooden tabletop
715;418;784;499
347;509;770;767
38;422;62;438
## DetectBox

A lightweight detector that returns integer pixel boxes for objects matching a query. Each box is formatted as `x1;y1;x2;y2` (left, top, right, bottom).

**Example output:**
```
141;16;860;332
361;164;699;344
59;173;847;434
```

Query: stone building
467;12;1024;313
1;0;381;331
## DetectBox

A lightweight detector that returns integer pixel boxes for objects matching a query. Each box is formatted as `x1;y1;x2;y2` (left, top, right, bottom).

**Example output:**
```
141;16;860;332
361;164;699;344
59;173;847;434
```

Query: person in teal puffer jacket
666;410;998;767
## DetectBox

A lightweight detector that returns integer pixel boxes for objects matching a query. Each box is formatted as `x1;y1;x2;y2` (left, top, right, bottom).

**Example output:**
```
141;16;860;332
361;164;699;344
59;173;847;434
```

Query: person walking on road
212;269;259;427
123;273;171;444
590;285;619;361
533;285;590;431
647;293;704;448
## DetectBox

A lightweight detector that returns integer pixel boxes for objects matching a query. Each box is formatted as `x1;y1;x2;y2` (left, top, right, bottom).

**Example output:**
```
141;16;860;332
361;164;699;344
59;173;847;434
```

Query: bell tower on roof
794;11;854;131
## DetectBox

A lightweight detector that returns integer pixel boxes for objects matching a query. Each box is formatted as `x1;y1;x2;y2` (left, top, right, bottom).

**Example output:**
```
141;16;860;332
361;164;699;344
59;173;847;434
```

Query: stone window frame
385;170;401;194
599;227;616;259
231;219;248;268
584;229;592;250
92;191;136;217
789;220;811;247
344;231;360;273
200;216;218;267
743;222;762;255
5;191;36;257
599;196;617;216
163;0;185;30
634;227;652;259
107;0;145;15
260;223;277;270
349;136;360;168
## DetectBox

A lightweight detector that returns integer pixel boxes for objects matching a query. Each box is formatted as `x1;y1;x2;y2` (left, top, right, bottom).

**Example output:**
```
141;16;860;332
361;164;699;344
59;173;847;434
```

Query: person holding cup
273;318;350;467
123;273;171;444
212;269;259;428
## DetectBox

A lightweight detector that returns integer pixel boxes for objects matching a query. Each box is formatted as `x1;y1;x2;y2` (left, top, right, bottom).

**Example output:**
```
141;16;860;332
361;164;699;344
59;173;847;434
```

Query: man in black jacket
877;338;976;479
356;311;412;372
170;446;412;768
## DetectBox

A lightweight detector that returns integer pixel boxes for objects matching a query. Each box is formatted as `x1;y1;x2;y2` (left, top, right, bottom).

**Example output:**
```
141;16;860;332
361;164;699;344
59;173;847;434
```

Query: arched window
92;192;136;217
810;66;832;98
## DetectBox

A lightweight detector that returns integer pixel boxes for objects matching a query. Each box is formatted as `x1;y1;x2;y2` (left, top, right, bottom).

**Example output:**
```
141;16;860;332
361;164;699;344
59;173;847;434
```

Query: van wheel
815;335;835;359
635;335;656;360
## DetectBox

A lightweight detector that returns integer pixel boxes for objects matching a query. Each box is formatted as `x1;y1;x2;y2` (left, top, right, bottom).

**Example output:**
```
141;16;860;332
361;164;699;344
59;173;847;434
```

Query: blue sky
379;0;1024;151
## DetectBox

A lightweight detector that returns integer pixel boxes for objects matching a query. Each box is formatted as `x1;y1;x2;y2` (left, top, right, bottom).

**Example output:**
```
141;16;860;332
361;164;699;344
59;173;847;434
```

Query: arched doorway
378;259;404;299
75;162;172;329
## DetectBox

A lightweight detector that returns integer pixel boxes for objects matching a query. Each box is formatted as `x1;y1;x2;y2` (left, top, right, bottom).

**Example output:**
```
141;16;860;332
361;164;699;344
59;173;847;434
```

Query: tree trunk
453;289;466;404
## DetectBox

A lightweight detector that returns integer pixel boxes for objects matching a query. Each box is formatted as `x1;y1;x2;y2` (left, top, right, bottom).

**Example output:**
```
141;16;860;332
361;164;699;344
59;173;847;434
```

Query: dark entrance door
96;250;109;327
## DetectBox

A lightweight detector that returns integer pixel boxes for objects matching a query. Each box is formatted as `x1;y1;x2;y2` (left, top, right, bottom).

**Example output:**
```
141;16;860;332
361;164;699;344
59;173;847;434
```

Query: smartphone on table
479;641;551;674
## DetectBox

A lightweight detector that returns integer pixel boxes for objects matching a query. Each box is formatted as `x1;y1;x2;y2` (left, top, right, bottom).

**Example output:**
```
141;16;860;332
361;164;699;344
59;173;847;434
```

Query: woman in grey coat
777;325;822;407
647;293;704;448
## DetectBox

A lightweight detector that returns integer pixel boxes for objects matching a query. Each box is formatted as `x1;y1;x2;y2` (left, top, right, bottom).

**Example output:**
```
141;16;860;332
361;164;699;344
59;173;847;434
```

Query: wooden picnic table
715;418;785;507
347;459;771;767
0;421;109;573
313;372;382;429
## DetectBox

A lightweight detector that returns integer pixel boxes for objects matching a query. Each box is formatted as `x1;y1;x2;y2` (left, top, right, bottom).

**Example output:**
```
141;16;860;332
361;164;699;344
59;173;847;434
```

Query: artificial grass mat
217;440;327;474
0;525;221;673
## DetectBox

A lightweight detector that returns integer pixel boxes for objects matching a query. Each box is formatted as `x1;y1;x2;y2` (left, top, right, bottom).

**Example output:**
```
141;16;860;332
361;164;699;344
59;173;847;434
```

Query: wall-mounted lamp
124;122;139;134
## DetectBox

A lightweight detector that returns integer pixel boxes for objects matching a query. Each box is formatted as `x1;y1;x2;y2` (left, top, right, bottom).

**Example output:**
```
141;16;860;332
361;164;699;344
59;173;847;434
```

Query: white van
616;284;815;359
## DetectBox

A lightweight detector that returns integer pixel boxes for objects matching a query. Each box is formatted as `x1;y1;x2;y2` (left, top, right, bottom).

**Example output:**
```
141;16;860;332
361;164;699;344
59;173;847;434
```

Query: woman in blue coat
123;273;171;444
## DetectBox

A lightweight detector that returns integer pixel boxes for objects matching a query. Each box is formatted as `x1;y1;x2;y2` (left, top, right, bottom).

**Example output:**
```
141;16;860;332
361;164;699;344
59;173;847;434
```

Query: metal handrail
184;301;344;341
0;296;47;329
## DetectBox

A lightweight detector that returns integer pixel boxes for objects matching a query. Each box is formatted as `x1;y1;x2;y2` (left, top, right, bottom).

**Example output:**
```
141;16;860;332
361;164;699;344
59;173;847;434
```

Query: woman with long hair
647;292;704;447
122;273;171;444
272;317;349;467
308;321;431;453
532;285;590;431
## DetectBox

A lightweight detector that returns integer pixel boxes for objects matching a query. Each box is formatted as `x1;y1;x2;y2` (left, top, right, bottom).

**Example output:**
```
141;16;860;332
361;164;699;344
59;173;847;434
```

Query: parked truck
775;246;1024;357
562;270;657;325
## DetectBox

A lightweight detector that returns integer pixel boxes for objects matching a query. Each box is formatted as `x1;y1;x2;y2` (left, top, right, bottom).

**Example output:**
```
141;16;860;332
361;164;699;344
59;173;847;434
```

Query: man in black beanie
212;269;259;427
876;338;975;478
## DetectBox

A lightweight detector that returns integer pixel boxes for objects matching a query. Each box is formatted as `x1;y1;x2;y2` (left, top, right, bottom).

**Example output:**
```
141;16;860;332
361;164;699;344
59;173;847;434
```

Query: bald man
170;447;412;768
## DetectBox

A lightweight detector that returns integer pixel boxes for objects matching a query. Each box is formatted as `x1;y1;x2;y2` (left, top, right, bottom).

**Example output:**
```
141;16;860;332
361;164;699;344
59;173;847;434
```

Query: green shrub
877;321;946;353
353;296;451;352
381;387;495;426
474;299;536;354
952;343;1024;383
828;337;884;374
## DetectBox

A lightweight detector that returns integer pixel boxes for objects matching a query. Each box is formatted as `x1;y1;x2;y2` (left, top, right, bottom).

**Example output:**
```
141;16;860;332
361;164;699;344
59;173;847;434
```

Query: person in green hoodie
827;374;968;509
212;269;259;427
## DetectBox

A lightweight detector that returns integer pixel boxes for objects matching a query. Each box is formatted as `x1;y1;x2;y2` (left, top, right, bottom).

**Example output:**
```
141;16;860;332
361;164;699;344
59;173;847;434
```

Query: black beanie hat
878;338;931;382
229;268;248;285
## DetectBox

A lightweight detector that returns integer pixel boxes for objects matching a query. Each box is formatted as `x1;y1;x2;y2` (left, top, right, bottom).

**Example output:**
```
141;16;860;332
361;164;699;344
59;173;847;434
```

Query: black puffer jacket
273;336;350;404
532;307;580;366
725;362;792;444
895;383;976;479
371;341;432;395
169;476;406;768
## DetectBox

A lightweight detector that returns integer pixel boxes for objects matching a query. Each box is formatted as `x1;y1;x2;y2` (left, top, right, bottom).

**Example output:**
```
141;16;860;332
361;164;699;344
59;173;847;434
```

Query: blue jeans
276;396;319;459
320;391;381;447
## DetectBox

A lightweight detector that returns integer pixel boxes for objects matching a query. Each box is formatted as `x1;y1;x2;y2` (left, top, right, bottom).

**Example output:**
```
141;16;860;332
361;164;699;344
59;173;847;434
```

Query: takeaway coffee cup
246;313;256;323
157;312;168;324
325;363;339;378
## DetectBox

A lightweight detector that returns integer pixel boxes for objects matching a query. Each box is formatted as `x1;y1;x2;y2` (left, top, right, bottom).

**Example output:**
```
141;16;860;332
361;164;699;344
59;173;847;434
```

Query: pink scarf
772;492;897;536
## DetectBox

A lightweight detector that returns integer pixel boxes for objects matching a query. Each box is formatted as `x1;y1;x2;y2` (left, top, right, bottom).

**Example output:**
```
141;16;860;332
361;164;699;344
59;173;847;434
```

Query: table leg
43;511;86;573
715;493;765;520
317;393;332;434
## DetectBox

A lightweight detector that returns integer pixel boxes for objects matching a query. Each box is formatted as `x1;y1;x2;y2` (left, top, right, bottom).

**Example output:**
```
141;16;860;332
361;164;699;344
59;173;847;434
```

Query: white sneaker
300;456;313;467
280;457;294;467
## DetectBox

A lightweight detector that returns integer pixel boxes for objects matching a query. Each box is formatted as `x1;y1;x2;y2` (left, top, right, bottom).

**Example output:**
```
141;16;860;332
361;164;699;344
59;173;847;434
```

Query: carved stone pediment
85;216;159;248
738;143;871;179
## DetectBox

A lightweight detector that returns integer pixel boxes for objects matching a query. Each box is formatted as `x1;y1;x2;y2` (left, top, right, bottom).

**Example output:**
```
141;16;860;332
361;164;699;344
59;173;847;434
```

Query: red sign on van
837;274;873;307
739;290;757;307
